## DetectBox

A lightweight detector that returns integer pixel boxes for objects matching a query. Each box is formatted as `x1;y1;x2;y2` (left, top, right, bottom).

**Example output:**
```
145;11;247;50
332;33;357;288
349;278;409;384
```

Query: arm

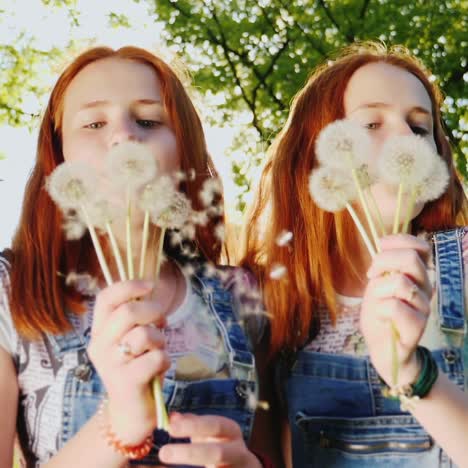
361;234;468;467
45;280;168;468
0;347;18;467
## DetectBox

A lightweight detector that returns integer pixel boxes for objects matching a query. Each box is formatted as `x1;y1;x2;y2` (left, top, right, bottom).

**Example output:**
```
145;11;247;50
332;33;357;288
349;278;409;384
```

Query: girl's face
61;57;179;175
344;62;437;227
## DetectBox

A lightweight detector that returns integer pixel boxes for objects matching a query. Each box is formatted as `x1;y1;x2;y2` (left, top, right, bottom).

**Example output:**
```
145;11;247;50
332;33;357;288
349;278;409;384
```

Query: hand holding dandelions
158;413;262;468
87;280;170;446
360;234;433;386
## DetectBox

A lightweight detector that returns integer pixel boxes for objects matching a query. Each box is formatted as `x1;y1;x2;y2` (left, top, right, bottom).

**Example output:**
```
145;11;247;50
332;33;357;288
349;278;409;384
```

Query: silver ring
408;284;418;302
117;342;134;358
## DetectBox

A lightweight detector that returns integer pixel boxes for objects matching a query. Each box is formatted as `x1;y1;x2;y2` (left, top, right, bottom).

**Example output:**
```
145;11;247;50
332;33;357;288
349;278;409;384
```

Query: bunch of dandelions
46;161;114;286
377;135;441;234
316;119;383;251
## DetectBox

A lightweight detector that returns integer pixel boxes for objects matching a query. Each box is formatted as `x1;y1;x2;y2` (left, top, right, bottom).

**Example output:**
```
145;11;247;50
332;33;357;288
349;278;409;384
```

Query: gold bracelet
98;399;153;460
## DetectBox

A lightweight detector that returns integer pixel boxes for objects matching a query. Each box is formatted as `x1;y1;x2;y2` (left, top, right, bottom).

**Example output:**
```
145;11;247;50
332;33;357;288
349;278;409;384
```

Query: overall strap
192;265;255;380
433;228;467;343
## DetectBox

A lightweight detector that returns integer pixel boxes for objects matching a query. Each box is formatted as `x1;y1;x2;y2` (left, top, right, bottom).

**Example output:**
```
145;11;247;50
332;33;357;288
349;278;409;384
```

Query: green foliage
108;12;131;28
144;0;467;197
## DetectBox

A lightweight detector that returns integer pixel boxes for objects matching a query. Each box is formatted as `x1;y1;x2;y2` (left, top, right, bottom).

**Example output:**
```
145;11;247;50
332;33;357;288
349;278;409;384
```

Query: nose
109;118;139;147
391;119;414;137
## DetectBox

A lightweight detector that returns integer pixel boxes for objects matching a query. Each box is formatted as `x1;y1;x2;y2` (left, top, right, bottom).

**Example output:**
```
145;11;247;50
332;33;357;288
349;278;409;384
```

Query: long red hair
9;46;223;339
241;42;468;357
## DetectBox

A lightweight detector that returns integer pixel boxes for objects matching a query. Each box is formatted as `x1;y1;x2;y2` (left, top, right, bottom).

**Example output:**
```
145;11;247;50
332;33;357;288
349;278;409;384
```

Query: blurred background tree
142;0;467;210
2;0;467;215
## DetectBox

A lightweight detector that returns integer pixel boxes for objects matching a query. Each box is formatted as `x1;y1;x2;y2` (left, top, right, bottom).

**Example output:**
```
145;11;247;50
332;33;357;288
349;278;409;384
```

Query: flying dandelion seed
269;263;287;280
276;230;293;247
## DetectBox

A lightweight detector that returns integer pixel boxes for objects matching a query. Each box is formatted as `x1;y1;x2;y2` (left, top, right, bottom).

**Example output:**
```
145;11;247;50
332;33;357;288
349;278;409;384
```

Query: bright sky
0;0;247;250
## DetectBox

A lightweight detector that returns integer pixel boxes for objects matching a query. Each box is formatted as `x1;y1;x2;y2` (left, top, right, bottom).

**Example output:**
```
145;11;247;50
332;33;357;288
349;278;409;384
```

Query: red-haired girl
243;42;468;467
0;46;270;468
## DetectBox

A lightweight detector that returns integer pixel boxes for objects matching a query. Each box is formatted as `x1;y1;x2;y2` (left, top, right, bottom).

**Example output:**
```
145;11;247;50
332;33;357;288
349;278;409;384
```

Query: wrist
379;346;439;410
106;398;155;446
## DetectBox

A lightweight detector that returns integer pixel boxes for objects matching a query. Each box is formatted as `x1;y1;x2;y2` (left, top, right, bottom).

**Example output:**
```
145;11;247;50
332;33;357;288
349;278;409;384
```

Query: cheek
152;130;180;173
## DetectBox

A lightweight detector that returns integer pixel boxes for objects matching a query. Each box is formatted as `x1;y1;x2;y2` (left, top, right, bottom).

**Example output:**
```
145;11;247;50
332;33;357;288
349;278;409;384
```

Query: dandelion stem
154;227;166;284
138;211;150;279
402;186;418;234
126;189;134;280
81;205;113;286
393;182;404;234
391;322;400;386
365;188;387;236
152;377;169;430
345;203;376;258
350;167;381;252
105;222;127;281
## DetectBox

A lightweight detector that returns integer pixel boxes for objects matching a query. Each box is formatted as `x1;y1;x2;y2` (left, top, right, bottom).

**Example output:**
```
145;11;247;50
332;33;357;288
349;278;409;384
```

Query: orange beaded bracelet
98;399;153;460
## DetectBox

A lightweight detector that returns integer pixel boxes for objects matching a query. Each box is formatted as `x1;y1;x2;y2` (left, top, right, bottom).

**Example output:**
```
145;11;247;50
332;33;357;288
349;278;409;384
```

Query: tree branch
359;0;371;19
317;0;354;42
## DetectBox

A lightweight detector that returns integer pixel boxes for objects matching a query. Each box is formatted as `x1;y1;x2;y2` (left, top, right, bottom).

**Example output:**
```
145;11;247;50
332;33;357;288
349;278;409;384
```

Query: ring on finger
117;341;134;358
407;284;418;302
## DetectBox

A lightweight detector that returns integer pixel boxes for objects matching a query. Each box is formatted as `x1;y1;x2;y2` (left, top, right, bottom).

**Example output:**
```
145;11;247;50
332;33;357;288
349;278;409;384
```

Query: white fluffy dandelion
401;156;449;233
309;167;376;257
276;230;293;247
315;119;372;169
47;162;113;285
105;141;158;192
377;135;436;186
46;161;97;210
378;135;437;233
309;167;356;212
199;177;223;207
415;156;449;203
269;263;287;280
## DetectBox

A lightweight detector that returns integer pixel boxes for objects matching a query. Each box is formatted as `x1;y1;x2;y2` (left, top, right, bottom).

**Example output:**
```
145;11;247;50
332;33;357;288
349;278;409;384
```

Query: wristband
98;399;153;460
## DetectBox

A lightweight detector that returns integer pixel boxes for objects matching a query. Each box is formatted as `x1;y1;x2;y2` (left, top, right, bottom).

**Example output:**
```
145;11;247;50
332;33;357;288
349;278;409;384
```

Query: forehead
63;57;162;111
344;62;432;113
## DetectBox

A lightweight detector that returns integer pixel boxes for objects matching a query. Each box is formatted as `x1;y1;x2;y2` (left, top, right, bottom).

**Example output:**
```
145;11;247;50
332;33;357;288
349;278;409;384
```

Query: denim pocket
294;412;444;467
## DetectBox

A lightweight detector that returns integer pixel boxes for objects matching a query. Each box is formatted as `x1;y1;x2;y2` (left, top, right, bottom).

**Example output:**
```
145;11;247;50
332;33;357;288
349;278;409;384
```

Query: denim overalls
278;228;466;467
29;265;257;467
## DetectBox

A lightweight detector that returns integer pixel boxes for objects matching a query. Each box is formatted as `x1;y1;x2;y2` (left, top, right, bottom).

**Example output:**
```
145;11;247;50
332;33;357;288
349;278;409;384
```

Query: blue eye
84;122;105;129
411;126;429;136
137;119;160;128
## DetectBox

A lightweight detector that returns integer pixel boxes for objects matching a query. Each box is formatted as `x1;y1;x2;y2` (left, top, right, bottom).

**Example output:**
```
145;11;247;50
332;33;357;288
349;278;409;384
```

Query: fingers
118;324;166;359
101;300;167;347
124;348;171;385
366;273;431;316
92;280;154;333
159;414;248;467
376;298;427;348
159;440;246;467
378;234;431;262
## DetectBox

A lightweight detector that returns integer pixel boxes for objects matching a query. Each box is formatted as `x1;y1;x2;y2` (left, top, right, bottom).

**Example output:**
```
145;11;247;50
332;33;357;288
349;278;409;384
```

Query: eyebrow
351;102;431;116
79;98;163;110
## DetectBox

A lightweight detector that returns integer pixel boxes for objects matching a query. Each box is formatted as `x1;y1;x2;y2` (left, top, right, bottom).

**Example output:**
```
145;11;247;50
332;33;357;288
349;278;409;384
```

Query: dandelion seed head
105;141;157;191
276;230;293;247
415;156;449;202
46;161;97;210
199;178;223;207
316;119;371;169
85;197;117;230
377;135;436;185
309;167;356;212
63;215;87;240
355;164;377;188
